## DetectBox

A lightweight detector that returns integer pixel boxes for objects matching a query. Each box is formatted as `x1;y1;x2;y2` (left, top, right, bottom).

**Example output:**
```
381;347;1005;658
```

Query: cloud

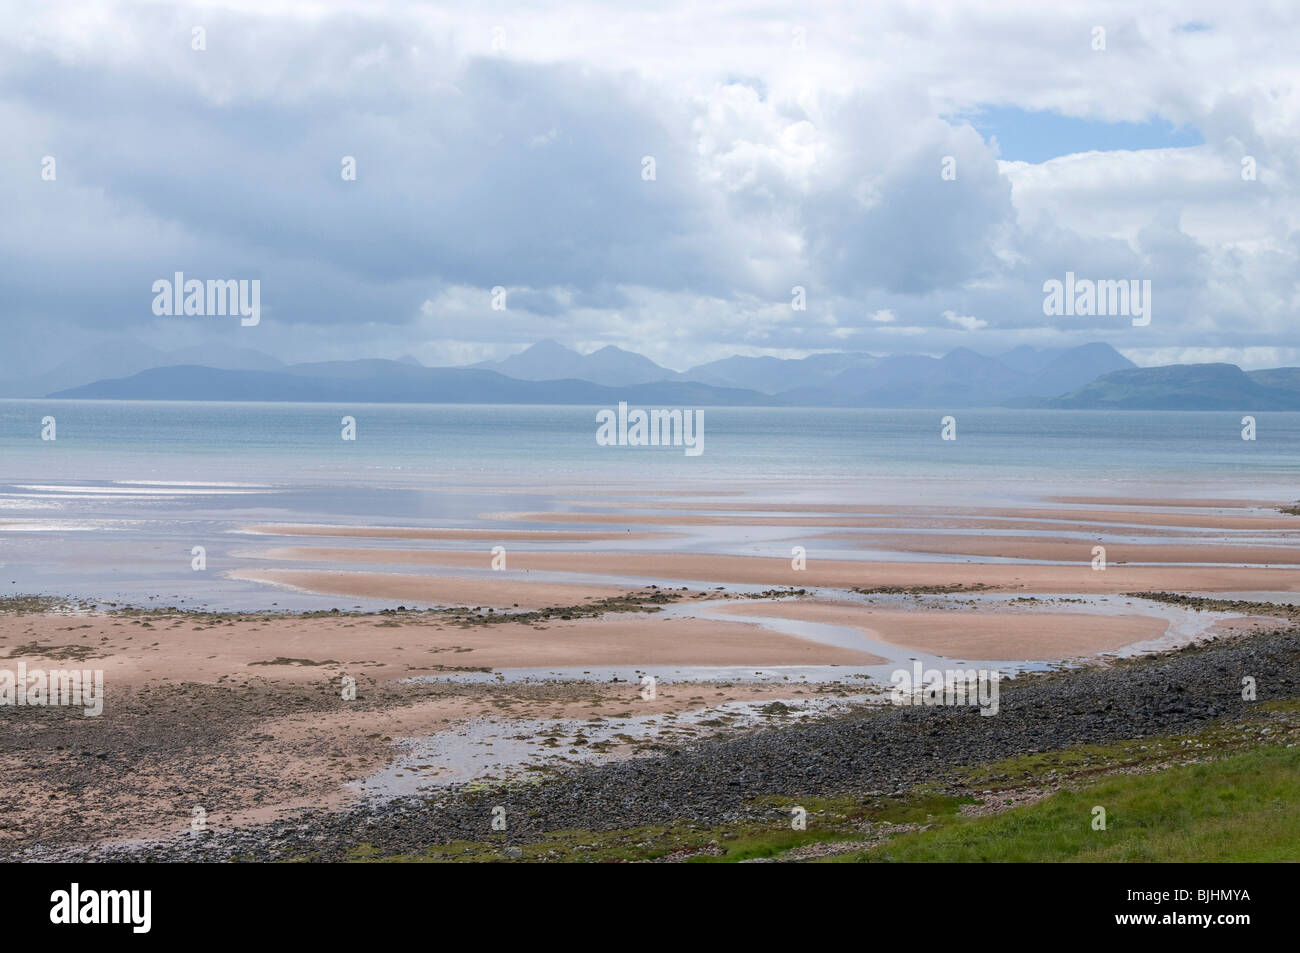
2;0;1299;376
1123;346;1300;370
943;310;988;331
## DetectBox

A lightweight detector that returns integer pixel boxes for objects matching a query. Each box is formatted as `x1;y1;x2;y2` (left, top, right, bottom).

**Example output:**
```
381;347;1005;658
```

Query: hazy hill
681;343;1133;405
1047;363;1300;410
681;352;875;392
49;364;770;406
1012;342;1136;399
37;342;1300;410
996;345;1069;376
0;343;283;397
469;340;678;387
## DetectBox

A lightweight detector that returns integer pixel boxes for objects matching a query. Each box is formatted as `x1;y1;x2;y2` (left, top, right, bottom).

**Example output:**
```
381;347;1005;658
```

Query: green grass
956;716;1288;791
348;816;864;864
835;745;1300;862
685;829;848;862
343;792;977;864
337;704;1300;863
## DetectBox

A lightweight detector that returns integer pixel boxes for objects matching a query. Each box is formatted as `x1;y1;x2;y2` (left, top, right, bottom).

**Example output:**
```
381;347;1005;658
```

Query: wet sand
0;599;881;847
710;600;1172;660
245;524;677;541
0;604;880;690
8;490;1300;855
228;567;629;610
487;506;1300;531
814;534;1300;565
0;656;846;849
238;550;1300;596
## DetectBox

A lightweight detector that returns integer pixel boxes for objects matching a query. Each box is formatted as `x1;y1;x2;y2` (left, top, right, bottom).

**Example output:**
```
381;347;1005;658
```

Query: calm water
2;399;1295;486
0;400;1295;608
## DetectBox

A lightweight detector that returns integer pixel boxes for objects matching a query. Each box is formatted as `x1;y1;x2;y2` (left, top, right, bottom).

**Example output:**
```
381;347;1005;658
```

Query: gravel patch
11;626;1298;862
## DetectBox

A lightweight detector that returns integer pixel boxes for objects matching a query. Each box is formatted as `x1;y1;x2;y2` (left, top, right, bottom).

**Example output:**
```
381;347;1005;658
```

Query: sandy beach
6;488;1300;855
709;601;1174;659
236;549;1300;597
0;599;882;691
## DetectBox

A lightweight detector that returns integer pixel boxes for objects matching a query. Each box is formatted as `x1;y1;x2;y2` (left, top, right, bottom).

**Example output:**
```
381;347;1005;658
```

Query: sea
1;399;1296;610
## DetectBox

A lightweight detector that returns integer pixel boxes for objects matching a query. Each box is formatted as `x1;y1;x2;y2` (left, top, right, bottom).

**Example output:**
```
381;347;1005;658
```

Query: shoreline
10;621;1297;862
5;491;1300;860
2;582;1293;855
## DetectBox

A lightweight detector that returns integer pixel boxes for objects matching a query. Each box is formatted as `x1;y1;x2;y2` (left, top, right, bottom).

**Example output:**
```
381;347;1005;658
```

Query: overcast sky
3;0;1298;375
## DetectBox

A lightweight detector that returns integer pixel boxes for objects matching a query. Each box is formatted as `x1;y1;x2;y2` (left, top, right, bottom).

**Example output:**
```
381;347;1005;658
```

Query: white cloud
943;310;988;331
1122;346;1300;370
2;0;1299;372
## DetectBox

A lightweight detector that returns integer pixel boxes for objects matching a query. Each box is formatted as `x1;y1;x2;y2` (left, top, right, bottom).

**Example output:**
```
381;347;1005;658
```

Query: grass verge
343;702;1299;863
835;744;1300;862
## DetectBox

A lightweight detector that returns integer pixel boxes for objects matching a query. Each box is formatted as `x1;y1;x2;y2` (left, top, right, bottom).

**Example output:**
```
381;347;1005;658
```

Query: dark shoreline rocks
11;626;1299;863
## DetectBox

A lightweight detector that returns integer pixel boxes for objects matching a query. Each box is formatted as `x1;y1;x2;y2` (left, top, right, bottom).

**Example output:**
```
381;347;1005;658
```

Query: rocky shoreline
13;623;1298;863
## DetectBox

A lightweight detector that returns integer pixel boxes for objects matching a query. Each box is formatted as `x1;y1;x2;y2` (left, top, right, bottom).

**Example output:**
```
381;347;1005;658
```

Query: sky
3;0;1299;376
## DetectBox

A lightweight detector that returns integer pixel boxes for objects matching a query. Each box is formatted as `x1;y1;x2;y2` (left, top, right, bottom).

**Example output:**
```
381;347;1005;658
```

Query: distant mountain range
470;339;680;387
465;339;1134;403
47;363;769;406
0;343;283;398
1045;363;1300;410
21;339;1300;409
